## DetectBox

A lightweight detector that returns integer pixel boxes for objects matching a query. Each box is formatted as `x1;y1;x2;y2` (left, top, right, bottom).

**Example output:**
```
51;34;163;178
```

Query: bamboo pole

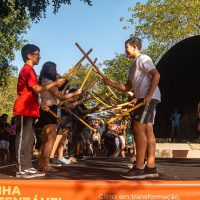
61;64;86;94
63;107;94;131
84;80;97;91
80;58;97;90
93;69;118;99
86;91;110;108
47;110;64;124
62;48;92;79
92;91;111;106
80;66;93;90
61;63;87;94
110;95;122;104
68;64;85;81
75;43;118;99
104;93;117;105
95;96;133;113
81;96;93;103
75;43;104;77
107;102;144;124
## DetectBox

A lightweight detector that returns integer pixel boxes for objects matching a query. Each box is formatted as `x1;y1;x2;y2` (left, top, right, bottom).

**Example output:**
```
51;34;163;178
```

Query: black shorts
93;140;99;148
39;105;58;128
132;98;160;124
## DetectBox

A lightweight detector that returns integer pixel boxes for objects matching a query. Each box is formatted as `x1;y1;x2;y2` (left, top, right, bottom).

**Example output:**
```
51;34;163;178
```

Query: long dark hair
39;62;57;83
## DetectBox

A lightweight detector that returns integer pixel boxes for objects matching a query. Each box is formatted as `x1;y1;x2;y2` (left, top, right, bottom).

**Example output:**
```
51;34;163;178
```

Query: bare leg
57;129;68;160
76;141;81;156
146;123;156;168
39;124;57;171
121;149;126;158
134;122;147;169
50;135;62;159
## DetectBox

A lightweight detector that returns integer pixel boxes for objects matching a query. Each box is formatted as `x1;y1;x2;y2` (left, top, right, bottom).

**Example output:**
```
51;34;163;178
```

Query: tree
0;76;18;117
0;0;92;21
0;1;29;86
121;0;200;62
0;0;92;86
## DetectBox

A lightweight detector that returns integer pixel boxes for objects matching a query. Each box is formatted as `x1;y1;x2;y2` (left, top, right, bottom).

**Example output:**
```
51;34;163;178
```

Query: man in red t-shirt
13;44;64;178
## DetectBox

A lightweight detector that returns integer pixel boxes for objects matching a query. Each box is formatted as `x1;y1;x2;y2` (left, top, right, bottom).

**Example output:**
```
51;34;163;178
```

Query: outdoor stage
0;157;200;180
0;157;200;200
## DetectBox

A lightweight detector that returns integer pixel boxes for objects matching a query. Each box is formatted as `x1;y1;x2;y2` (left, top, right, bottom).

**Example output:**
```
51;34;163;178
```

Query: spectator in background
118;125;126;158
96;119;105;136
9;116;17;164
170;108;181;142
0;114;10;165
92;128;101;157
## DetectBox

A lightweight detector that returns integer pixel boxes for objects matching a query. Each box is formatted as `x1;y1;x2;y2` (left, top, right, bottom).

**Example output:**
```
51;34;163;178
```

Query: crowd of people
0;114;16;165
1;36;162;179
0;112;134;166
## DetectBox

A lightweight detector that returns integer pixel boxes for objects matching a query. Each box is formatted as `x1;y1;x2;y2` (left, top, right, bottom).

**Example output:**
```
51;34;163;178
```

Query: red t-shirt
13;64;39;117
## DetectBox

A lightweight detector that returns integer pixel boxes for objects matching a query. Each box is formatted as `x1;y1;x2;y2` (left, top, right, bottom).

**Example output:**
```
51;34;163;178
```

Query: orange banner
0;180;199;200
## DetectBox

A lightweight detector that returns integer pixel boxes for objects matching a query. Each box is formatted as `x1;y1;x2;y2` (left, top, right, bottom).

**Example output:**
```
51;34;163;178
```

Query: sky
12;0;147;76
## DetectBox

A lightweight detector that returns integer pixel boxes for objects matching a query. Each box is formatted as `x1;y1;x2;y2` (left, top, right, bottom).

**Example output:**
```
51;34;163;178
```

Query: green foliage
121;0;200;62
0;0;29;86
0;76;18;117
0;0;92;21
69;64;100;89
0;0;92;86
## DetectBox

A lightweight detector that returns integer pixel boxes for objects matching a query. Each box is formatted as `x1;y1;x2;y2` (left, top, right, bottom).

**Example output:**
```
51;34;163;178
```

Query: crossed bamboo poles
46;43;144;129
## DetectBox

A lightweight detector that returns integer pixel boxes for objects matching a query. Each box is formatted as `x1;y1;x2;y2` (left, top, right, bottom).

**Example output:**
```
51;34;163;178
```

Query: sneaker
144;166;159;178
32;170;45;177
16;171;35;179
24;168;45;177
120;167;146;179
49;158;63;167
59;157;71;165
25;168;37;173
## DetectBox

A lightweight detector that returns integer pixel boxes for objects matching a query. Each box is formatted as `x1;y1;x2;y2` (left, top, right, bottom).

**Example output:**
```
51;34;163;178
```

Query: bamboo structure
84;80;97;91
107;102;144;124
80;66;93;90
80;58;97;90
62;48;92;79
75;43;118;99
47;110;64;124
86;91;110;108
63;107;94;131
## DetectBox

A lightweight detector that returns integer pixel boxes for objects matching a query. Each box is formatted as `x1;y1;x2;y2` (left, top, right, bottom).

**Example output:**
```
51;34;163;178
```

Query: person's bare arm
58;97;75;106
102;78;132;92
49;87;82;101
32;78;64;93
65;89;82;99
144;68;160;104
